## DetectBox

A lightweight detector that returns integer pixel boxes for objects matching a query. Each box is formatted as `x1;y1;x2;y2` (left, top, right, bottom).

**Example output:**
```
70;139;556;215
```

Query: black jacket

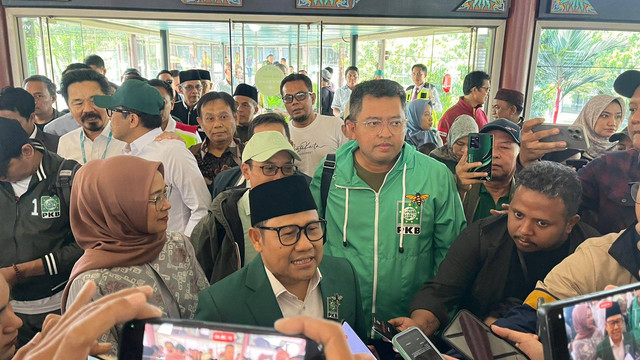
35;128;59;153
409;214;600;330
171;101;199;126
0;144;82;301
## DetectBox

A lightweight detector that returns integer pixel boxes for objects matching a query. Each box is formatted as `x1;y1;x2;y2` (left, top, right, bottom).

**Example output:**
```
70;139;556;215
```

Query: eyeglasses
282;92;312;104
181;84;202;92
106;108;132;117
256;219;327;246
258;163;298;176
148;184;171;211
630;182;640;203
353;119;406;135
478;86;491;93
164;79;173;85
606;318;624;328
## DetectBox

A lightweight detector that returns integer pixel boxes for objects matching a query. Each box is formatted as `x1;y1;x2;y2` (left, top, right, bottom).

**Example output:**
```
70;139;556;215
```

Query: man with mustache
281;74;346;177
389;161;599;337
56;69;125;164
195;176;367;340
455;118;521;223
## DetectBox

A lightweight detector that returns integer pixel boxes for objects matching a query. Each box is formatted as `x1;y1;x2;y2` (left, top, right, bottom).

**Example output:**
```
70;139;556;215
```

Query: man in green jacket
309;79;466;342
195;175;367;340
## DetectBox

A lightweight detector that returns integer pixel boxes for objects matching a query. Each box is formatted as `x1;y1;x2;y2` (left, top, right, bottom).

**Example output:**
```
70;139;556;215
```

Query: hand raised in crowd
275;316;374;360
455;147;487;193
489;203;510;216
13;281;162;360
518;118;567;168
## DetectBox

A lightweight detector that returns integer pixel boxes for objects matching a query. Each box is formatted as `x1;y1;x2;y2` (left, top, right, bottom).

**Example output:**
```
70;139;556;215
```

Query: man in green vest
195;175;367;340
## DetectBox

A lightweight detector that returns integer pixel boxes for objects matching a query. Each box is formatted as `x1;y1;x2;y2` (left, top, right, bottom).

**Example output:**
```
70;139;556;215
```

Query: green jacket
595;331;640;360
310;140;466;337
195;255;367;340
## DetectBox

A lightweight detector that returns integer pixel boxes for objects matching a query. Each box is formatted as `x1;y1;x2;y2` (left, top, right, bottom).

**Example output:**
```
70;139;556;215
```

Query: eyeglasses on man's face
256;219;327;246
181;84;202;92
106;108;132;118
353;119;407;135
257;163;298;176
282;92;312;104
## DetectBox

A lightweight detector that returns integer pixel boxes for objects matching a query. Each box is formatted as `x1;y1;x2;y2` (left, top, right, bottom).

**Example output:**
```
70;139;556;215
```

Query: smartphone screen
544;286;640;360
373;317;400;341
342;321;374;356
119;319;323;360
393;327;443;360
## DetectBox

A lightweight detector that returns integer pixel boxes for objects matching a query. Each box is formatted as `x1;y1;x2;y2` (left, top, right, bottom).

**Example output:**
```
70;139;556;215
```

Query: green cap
94;79;164;115
242;131;301;163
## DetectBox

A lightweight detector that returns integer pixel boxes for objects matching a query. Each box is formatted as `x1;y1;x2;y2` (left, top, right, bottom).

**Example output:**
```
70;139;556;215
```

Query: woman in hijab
573;95;625;160
405;99;441;149
570;303;603;360
429;115;479;174
62;155;209;355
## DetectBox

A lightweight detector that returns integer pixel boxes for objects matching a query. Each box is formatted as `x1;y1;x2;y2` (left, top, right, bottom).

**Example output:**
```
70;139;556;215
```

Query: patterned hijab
61;155;167;312
572;95;626;160
572;303;597;341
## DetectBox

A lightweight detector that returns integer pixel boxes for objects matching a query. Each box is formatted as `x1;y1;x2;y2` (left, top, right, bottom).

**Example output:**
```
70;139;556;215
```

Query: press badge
396;193;429;235
41;195;61;219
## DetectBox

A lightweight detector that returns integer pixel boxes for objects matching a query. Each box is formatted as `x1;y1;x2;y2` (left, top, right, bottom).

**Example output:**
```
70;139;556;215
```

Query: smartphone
532;124;590;151
373;317;400;341
342;321;375;357
392;327;445;360
442;310;528;360
467;133;493;181
537;282;640;360
118;318;324;360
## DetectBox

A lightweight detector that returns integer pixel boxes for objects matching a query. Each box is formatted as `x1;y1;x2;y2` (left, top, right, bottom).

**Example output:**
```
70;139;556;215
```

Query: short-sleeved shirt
331;85;352;115
474;184;511;222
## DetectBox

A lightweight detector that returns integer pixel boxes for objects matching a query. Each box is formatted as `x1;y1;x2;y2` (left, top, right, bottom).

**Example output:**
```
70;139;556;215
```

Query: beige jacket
525;230;638;308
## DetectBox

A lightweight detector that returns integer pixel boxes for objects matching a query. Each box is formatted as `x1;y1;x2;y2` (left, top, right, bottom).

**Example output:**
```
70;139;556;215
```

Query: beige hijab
573;95;626;160
61;155;166;312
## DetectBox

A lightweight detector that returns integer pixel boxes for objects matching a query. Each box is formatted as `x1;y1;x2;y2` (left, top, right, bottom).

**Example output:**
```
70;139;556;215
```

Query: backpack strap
55;159;81;210
320;154;336;218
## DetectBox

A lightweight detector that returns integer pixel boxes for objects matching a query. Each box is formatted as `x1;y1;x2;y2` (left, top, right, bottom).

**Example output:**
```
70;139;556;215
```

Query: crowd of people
1;50;640;360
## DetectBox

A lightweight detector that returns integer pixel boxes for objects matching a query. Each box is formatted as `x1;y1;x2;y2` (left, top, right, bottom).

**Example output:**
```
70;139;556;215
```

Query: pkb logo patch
396;193;429;235
41;195;61;219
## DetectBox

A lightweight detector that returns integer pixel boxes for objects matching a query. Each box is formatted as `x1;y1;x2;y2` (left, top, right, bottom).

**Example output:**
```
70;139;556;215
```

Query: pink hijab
572;303;596;341
61;155;166;312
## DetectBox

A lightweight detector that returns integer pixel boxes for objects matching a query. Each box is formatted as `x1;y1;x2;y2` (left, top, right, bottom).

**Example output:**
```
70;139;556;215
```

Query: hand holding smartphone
392;327;445;360
373;317;401;342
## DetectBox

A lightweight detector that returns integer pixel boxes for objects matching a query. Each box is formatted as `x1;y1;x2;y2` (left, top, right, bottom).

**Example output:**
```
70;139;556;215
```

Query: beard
291;113;310;123
81;112;104;132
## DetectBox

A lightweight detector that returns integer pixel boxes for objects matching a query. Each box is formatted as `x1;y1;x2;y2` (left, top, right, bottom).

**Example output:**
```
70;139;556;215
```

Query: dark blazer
409;214;600;330
35;128;59;153
195;255;367;340
595;332;640;360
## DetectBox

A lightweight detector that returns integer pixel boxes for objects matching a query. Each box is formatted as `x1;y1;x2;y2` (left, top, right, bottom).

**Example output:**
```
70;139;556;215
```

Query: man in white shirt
194;175;367;340
331;66;359;118
281;74;347;177
94;79;211;237
0;87;59;152
56;69;125;164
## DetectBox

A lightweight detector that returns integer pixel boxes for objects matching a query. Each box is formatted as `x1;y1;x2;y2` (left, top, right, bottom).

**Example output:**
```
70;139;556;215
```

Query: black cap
122;68;141;76
233;84;258;102
250;176;316;226
481;118;521;144
0;117;29;163
605;301;622;319
179;69;202;83
198;69;211;81
614;70;640;98
610;126;629;142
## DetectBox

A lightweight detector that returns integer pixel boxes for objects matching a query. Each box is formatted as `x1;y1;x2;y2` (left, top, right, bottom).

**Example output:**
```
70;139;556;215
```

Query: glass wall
531;28;640;124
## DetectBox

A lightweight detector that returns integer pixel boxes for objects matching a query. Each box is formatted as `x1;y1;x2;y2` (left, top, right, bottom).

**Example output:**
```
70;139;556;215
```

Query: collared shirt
474;184;511;222
331;85;352;115
57;122;125;164
191;138;242;185
43;112;80;136
578;149;640;234
123;127;211;236
437;97;488;144
609;334;625;360
213;78;232;95
264;265;324;319
406;83;442;113
237;190;258;264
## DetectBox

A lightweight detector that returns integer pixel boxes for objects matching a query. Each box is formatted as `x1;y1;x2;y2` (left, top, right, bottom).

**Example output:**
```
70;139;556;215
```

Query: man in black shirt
390;161;600;336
